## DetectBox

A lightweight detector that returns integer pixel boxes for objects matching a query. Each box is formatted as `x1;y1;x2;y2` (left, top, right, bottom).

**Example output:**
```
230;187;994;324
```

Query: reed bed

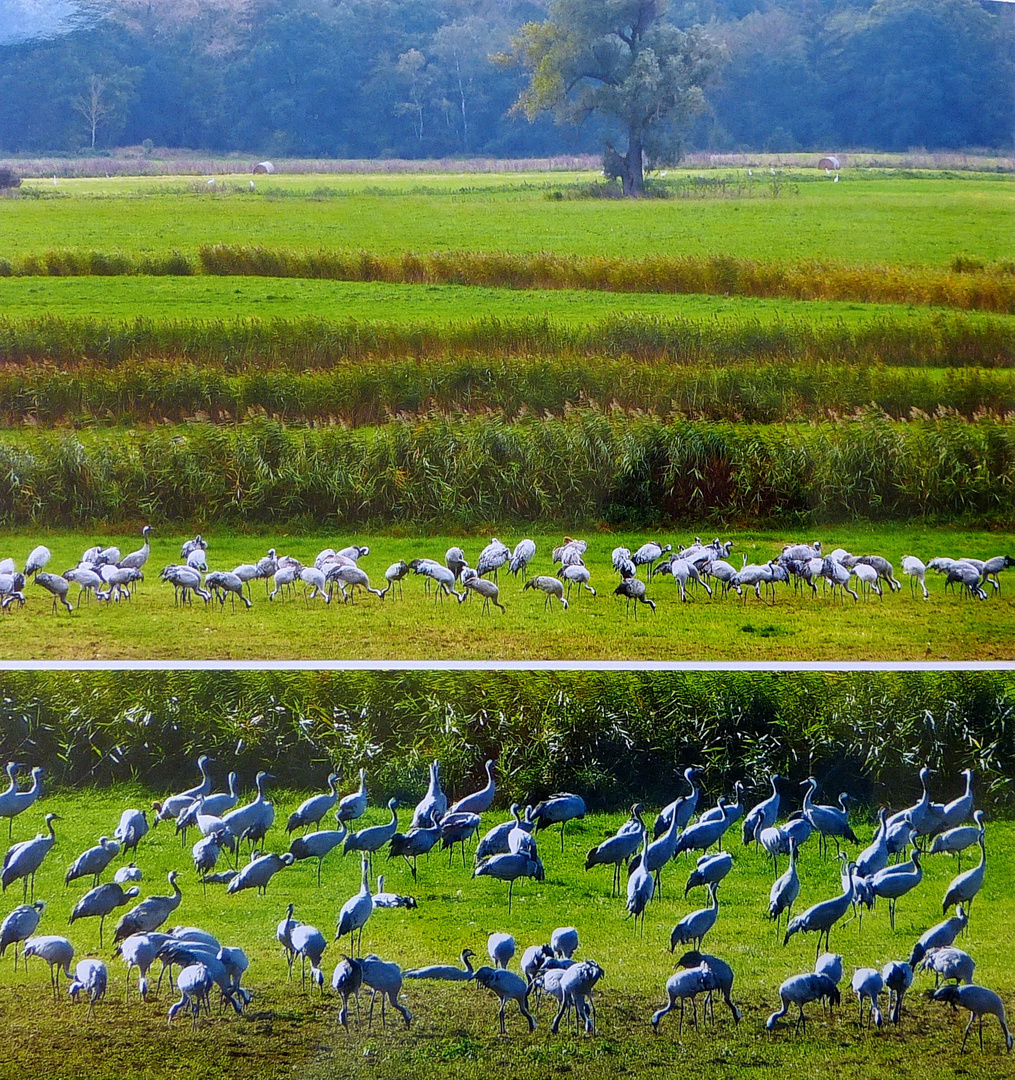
2;413;1014;528
2;247;1013;313
2;669;1013;810
1;312;1013;370
5;358;1015;427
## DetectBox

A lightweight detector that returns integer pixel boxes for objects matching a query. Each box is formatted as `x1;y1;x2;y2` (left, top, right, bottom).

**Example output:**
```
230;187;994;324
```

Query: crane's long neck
329;774;339;797
462;952;474;974
46;816;57;841
358;770;367;797
360;860;370;894
802;780;816;812
2;763;15;796
228;773;238;797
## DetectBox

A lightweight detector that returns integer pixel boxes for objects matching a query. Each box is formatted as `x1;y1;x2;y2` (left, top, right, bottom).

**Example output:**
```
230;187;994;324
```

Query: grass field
1;527;1014;661
1;785;1012;1080
6;171;1013;267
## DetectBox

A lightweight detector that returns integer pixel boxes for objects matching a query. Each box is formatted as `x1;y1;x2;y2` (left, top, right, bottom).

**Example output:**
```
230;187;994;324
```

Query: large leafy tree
505;0;723;195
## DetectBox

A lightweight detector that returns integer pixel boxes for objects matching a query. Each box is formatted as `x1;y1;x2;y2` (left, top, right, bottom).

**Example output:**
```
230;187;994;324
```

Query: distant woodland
1;0;1012;158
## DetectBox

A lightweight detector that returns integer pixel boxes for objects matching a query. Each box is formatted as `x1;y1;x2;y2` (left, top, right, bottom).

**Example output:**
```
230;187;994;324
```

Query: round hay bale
817;155;840;171
252;161;275;175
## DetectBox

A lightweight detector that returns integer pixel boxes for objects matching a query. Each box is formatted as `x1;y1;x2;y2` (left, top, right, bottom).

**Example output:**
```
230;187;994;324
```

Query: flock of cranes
0;754;1010;1053
1;531;1011;617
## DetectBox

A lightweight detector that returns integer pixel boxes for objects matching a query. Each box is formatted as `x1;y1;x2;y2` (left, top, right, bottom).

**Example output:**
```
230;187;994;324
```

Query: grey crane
524;575;569;610
473;965;535;1033
2;812;59;900
331;955;363;1030
286;773;341;834
167;962;214;1028
979;554;1015;593
336;768;368;824
855;806;890;878
327;563;385;602
115;931;167;1001
742;775;781;846
551;926;579;960
181;535;207;560
64;565;104;605
487;931;515;969
290;922;328;990
359;954;412;1030
34;571;73;612
651;962;713;1034
409;559;464;602
612;546;637;579
372;875;417;910
869;847;923;929
388;822;442;881
768;839;801;931
476;538;510;580
119;525;152;575
0;900;44;970
344;798;398;873
909;906;968;967
585;804;645;897
23;545;51;578
474;852;544;913
783;864;855;959
614;576;655;617
532;792;585;852
160;564;210;604
881;960;913;1025
509;539;536;580
176;773;240;834
653;767;702;840
440;812;481;867
192;833;226;888
460;572;505;613
475;804;525;861
114;808;149;855
277;902;300;972
404;948;476;981
153;754;214;831
112;870;182;944
23;935;74;999
289;822;347;886
942;816;986;915
766;972;840;1032
632;541;672;577
69;882;141;947
65;835;120;887
933;984;1013;1053
335;857;372;953
560;563;596;600
450;759;497;816
227;851;294;895
626;830;655;932
673;811;729;859
921;947;976;987
851;967;884;1029
685;852;733;897
674;950;741;1027
114;863;142;885
801;777;858;857
1;765;43;838
444;547;468;581
902;555;929;599
888;765;946;841
551;960;603;1035
383;560;409;598
68;958;108;1015
670;881;720;952
411;760;447;829
940;770;975;830
205;570;253;608
221;771;274;852
929;818;983;870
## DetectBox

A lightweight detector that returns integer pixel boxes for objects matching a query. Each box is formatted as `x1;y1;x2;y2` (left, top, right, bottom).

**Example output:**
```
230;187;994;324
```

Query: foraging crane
23;935;74;999
524;575;569;611
509;539;536;580
221;771;274;850
850;562;882;599
614;575;655;617
226;851;294;895
869;848;923;929
64;565;104;605
327;563;385;602
2;812;59;900
651;962;712;1034
908;906;968;967
674;950;741;1027
115;863;142;885
552;960;603;1035
851;968;884;1028
560;564;595;600
853;554;901;592
176;773;240;833
921;947;976;987
336;769;368;823
684;852;733;897
119;526;152;574
372;875;417;909
205;570;253;608
269;562;301;601
115;931;167;1001
114;808;149;855
331;955;363;1030
23;545;50;578
476;538;510;580
612;547;636;579
192;833;226;887
299;565;329;603
768;839;800;931
888;765;947;841
335;858;372;953
161;564;210;604
383;560;409;598
742;776;781;846
460;572;505;614
632;542;672;577
551;926;579;960
820;557;858;602
359;954;412;1029
783;865;855;958
289;823;347;886
409;559;464;602
474;852;544;912
932;984;1013;1053
766;972;840;1032
451;759;496;816
0;900;45;970
488;932;516;969
153;754;214;829
411;761;447;829
670;881;720;952
553;537;586;569
290;922;328;991
585;804;645;897
69;882;141;947
929;815;983;870
286;774;341;834
404;948;476;981
902;555;929;599
657;556;712;602
979;554;1015;593
68;958;108;1014
531;792;585;851
343;798;398;872
444;547;468;581
472;965;535;1033
388;822;442;881
2;766;44;837
942;817;986;915
112;871;183;944
65;836;120;887
167;962;214;1028
34;571;73;612
181;535;207;560
881;960;913;1025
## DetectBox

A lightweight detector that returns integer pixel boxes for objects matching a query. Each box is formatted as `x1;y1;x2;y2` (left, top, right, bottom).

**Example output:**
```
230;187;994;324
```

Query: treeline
1;669;1012;813
0;0;1011;158
3;413;1015;528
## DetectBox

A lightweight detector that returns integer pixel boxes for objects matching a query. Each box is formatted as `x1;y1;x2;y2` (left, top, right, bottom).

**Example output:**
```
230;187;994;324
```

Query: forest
1;0;1012;159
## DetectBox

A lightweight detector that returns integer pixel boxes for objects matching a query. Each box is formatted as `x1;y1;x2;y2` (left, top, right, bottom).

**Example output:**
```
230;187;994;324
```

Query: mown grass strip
3;414;1015;529
2;247;1013;313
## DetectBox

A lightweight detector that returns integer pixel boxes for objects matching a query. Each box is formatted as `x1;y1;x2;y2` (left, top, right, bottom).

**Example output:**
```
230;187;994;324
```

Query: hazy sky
0;0;82;44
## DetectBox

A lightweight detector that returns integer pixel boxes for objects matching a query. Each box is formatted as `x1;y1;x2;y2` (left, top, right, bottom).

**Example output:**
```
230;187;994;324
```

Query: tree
74;72;114;148
504;0;723;195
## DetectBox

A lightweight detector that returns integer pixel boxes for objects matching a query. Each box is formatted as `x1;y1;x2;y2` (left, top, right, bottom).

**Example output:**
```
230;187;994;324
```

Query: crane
3;766;45;836
0;900;45;970
23;935;74;999
410;761;447;829
290;923;328;991
112;871;183;944
670;882;720;952
65;836;121;887
783;865;855;959
2;812;60;900
942;815;986;916
742;776;781;846
286;773;341;834
69;882;141;947
851;967;884;1028
404;948;476;981
768;838;800;931
651;963;712;1034
881;960;914;1025
673;950;741;1026
68;958;108;1015
450;759;496;816
226;851;294;895
336;769;368;823
331;955;363;1030
472;966;535;1033
523;575;569;611
359;954;412;1029
335;857;372;953
614;576;655;617
474;852;544;912
221;771;275;853
343;798;399;874
932;984;1013;1053
531;792;585;851
766;972;840;1032
585;804;645;897
289;823;347;886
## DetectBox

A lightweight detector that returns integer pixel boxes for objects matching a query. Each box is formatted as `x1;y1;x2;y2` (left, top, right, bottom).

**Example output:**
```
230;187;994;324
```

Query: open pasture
5;171;1013;268
1;527;1014;661
0;783;1013;1080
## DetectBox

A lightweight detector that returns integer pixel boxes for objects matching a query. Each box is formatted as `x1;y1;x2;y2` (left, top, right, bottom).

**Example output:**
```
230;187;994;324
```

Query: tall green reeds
2;413;1014;528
